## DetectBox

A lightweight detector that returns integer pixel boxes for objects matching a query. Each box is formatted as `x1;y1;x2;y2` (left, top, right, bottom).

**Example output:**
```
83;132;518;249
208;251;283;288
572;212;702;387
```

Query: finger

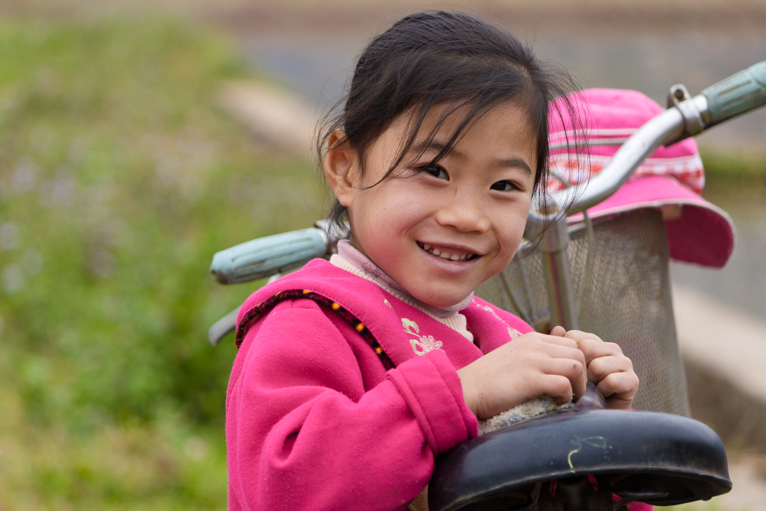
562;330;601;362
596;372;639;410
540;356;587;403
578;339;624;365
533;342;587;368
539;374;575;406
562;330;604;343
605;395;634;410
587;354;633;383
533;334;579;350
550;325;566;337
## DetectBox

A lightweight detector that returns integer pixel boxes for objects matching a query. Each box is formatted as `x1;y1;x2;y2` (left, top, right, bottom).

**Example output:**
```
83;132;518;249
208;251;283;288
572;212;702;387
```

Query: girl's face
326;102;537;307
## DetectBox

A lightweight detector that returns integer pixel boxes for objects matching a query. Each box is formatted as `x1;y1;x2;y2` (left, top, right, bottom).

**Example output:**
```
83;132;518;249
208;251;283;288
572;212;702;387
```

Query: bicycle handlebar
210;228;328;284
703;61;766;128
210;61;766;286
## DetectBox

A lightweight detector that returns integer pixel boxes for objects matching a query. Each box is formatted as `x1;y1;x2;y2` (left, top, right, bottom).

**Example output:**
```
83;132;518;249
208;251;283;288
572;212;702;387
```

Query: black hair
317;10;583;229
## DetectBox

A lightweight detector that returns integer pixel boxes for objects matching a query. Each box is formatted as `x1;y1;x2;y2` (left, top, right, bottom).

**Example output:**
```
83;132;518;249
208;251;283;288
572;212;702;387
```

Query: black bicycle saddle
429;386;731;511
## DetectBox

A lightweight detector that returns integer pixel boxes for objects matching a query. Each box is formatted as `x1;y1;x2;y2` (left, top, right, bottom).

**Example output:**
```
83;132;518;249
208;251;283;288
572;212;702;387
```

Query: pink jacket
226;259;533;510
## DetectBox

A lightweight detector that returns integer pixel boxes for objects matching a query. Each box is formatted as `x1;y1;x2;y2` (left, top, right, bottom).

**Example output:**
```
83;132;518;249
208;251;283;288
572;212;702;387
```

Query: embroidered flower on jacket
410;335;443;356
402;318;443;356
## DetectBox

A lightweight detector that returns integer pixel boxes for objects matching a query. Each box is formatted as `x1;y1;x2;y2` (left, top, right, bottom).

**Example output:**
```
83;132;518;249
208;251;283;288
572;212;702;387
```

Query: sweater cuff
387;350;479;455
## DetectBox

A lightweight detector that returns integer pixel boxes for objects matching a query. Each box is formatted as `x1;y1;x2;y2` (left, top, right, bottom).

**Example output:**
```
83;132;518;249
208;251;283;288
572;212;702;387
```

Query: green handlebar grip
210;228;328;284
702;61;766;127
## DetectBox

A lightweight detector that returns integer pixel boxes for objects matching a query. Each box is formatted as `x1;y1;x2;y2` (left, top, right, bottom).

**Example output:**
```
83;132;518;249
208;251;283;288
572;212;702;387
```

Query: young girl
227;11;639;510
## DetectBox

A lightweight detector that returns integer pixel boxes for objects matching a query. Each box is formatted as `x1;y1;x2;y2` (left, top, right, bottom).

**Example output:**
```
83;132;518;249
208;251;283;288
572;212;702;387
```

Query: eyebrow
410;139;533;175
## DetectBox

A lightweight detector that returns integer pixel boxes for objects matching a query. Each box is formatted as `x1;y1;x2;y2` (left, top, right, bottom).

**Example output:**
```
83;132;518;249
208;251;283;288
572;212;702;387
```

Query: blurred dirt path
4;0;766;35
208;0;766;38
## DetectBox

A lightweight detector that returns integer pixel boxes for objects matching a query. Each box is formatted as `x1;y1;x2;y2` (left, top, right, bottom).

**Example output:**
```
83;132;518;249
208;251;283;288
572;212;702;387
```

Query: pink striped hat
548;88;735;268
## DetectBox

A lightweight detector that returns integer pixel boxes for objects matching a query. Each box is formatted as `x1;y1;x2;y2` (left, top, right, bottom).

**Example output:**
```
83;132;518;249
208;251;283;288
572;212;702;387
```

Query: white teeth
419;242;476;262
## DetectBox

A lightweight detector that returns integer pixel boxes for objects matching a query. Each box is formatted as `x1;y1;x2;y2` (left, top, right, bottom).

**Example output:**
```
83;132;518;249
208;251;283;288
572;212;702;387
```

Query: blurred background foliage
0;16;320;509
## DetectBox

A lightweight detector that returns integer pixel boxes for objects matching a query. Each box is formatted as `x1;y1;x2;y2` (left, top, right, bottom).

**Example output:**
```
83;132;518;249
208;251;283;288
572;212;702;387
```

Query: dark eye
421;165;448;180
491;180;519;191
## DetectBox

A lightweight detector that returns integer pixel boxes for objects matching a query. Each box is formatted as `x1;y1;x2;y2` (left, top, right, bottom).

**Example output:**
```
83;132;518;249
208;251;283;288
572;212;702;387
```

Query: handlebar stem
540;215;579;331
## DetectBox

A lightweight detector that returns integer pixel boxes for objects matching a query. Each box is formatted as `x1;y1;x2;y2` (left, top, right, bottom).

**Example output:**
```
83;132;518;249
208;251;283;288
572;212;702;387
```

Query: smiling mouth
417;242;479;262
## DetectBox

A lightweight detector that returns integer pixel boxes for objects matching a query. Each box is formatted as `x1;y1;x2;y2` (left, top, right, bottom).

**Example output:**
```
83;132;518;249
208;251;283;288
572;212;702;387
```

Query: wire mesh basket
477;208;691;416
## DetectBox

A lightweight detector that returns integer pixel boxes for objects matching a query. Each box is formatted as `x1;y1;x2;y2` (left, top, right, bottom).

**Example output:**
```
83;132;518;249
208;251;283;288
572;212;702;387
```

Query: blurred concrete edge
675;285;766;451
217;79;318;158
675;285;766;508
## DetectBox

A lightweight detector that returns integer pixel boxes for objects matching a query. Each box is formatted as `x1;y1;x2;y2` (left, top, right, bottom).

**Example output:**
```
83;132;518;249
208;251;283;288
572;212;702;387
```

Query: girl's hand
553;327;639;410
456;332;587;419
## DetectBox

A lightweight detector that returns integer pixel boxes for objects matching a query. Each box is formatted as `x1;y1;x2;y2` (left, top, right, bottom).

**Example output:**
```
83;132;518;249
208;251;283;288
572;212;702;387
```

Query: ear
323;130;359;208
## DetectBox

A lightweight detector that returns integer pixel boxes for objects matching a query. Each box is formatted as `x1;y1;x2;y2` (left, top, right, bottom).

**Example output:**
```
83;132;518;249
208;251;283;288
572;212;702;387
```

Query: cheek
490;215;529;271
369;183;426;223
352;187;418;248
497;229;522;260
497;206;529;244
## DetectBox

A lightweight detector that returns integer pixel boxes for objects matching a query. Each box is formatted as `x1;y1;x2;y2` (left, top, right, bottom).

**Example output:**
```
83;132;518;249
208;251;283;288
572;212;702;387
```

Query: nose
434;188;490;233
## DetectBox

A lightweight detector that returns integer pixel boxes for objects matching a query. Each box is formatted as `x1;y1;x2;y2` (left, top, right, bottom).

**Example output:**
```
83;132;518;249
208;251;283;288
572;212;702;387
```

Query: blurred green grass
0;16;320;509
701;150;766;204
